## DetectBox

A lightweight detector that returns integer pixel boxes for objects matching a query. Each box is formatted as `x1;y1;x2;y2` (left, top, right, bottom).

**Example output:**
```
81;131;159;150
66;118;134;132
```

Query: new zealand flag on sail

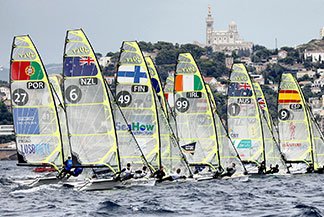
63;56;98;77
228;82;253;97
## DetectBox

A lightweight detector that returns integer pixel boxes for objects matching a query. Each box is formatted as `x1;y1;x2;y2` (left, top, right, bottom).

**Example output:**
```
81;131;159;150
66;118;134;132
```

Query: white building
0;86;10;100
304;50;324;63
206;6;253;53
278;50;288;59
98;56;112;68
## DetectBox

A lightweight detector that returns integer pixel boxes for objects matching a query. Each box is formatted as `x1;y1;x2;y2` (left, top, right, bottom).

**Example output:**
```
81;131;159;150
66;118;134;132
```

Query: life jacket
64;159;73;170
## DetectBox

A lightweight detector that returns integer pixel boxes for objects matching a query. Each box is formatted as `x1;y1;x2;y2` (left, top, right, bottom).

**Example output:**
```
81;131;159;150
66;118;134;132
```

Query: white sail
116;41;160;171
10;35;63;169
63;29;119;172
174;53;220;173
49;74;71;163
146;56;191;177
227;63;264;173
206;84;246;176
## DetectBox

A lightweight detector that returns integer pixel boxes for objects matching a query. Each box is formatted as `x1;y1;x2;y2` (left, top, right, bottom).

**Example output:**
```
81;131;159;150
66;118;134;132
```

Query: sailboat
205;84;247;178
278;73;324;174
62;30;152;191
227;63;287;174
253;82;287;175
116;42;191;181
174;52;244;180
145;56;192;180
10;35;65;186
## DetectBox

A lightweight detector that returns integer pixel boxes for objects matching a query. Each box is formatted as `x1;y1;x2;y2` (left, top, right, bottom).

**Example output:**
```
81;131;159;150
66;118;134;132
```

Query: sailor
152;166;166;182
213;166;224;179
134;166;149;179
270;164;279;174
57;156;73;179
66;166;84;179
306;163;314;173
163;168;186;181
220;163;236;178
120;163;134;181
257;161;266;174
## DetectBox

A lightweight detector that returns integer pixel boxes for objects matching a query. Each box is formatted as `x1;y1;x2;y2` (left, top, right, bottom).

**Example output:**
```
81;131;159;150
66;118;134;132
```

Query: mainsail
116;41;160;170
145;56;191;176
253;82;287;173
63;29;119;171
174;53;220;172
10;35;63;169
206;84;246;175
49;74;71;163
145;56;167;115
227;63;264;172
278;73;324;171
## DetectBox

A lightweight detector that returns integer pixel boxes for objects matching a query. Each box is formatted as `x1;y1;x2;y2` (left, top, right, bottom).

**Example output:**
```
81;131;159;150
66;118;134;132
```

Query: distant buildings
205;6;253;53
304;50;324;63
0;86;10;101
320;27;324;39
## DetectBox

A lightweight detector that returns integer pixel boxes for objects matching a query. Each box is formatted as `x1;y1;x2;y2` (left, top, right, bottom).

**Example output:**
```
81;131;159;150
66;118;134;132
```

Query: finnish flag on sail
117;65;148;84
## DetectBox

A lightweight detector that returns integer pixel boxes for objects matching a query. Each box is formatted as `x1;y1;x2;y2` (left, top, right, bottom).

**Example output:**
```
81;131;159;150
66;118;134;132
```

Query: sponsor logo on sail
237;140;252;149
115;122;154;135
181;142;196;155
20;143;51;155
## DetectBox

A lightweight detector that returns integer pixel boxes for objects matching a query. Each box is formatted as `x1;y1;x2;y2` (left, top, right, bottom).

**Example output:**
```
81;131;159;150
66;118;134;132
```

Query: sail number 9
66;85;82;103
13;89;29;106
175;98;189;113
279;109;290;121
116;91;132;107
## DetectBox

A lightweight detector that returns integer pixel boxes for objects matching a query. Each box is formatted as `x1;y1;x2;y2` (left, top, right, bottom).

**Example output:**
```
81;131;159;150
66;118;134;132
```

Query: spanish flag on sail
175;74;203;91
278;90;301;104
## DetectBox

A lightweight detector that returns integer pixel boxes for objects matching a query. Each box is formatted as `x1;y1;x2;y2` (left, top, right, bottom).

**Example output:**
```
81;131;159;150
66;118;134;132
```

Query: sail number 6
66;85;82;103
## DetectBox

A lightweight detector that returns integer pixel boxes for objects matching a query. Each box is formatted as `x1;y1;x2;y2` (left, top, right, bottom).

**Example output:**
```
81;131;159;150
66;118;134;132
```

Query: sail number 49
116;91;132;107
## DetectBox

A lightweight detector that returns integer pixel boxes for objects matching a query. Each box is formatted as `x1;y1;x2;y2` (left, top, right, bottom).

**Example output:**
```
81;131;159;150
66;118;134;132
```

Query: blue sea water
1;160;324;217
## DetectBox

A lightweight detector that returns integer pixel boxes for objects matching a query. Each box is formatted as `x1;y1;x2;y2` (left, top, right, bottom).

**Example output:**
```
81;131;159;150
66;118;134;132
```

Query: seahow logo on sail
115;122;154;135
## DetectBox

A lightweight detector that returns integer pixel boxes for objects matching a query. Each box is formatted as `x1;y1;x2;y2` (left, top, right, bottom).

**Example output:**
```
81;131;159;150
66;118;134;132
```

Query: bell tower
206;5;214;46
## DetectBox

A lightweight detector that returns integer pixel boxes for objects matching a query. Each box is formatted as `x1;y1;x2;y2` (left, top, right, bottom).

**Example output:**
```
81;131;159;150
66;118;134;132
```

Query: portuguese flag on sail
175;74;203;91
11;61;44;81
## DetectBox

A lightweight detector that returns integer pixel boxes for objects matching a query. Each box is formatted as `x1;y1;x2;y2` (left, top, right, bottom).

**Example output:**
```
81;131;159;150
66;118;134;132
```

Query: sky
1;0;324;70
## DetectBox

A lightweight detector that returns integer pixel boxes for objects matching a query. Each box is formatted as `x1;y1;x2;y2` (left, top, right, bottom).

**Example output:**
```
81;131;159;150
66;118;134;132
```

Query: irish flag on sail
175;74;203;91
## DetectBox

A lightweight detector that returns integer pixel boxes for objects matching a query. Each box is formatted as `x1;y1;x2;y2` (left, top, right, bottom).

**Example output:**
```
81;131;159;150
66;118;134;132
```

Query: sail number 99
175;98;189;113
116;91;132;107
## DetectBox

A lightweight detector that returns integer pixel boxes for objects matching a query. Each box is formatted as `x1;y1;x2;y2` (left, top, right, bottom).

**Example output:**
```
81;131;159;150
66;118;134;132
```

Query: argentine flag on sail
117;65;148;84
